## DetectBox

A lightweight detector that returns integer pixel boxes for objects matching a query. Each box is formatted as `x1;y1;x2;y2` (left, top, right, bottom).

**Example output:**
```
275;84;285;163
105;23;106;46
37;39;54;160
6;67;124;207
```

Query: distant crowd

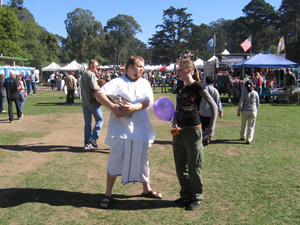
0;70;39;123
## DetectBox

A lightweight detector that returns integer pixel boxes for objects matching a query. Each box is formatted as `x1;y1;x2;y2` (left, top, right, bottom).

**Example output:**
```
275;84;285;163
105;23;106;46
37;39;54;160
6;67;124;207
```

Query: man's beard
133;72;141;80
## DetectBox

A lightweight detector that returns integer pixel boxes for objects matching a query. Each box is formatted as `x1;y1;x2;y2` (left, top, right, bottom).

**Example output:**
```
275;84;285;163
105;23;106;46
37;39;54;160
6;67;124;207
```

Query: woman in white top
237;80;260;144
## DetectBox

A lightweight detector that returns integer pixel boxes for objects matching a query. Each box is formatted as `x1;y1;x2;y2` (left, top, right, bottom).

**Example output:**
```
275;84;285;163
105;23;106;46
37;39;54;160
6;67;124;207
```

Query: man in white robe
96;55;162;209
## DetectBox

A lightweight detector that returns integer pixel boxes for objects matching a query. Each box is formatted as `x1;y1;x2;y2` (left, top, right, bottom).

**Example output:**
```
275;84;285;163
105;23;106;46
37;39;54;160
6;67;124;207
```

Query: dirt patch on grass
216;120;239;128
0;109;110;187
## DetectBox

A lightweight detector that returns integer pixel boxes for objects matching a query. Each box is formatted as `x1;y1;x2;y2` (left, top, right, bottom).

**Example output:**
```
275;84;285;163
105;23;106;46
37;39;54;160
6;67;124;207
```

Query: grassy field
0;86;299;224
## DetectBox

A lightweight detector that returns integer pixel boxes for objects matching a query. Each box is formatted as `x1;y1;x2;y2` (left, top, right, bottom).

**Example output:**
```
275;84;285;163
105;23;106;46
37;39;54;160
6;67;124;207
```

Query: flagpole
250;35;252;56
214;33;216;56
284;35;286;56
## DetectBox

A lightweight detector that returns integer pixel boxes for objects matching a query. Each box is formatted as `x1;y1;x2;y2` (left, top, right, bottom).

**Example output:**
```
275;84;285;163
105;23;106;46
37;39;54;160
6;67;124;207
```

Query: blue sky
3;0;282;44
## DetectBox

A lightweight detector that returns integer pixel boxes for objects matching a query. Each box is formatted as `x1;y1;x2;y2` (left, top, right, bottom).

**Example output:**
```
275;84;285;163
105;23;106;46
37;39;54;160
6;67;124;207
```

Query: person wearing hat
237;80;260;144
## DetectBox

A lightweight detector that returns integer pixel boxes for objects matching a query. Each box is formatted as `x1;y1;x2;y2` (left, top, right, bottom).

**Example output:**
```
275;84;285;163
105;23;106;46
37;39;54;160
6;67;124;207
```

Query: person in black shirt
172;59;217;211
4;71;23;123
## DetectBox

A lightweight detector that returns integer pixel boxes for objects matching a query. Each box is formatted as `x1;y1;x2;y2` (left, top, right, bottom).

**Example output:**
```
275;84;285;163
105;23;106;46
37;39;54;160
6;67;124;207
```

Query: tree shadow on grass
0;145;109;154
0;188;174;210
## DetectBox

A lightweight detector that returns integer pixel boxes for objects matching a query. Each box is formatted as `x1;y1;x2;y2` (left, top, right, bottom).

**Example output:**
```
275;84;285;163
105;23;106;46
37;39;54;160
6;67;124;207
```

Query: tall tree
8;0;23;7
241;0;277;53
64;8;103;63
9;5;60;68
104;14;142;65
187;23;211;61
278;0;300;62
149;7;193;64
0;7;25;58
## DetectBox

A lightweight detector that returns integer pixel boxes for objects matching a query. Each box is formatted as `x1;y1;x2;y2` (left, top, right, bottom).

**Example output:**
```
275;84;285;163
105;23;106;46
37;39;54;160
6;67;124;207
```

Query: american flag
240;36;252;52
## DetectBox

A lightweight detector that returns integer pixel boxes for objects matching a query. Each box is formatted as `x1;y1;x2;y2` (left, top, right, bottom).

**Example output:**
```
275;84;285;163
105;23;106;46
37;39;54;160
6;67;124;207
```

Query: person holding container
96;55;162;209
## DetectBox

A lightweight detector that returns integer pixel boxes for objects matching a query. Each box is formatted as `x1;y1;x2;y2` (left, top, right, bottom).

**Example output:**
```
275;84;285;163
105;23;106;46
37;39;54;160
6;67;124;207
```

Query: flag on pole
277;36;285;53
207;34;215;51
240;36;252;52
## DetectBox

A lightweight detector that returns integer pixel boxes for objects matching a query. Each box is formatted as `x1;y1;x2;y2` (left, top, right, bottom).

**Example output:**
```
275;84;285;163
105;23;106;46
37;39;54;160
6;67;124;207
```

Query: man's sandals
99;195;112;209
141;190;163;199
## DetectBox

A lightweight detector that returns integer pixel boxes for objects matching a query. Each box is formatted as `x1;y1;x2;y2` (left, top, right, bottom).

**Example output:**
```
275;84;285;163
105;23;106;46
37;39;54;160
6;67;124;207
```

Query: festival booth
41;62;62;87
233;52;299;102
60;60;84;71
165;63;177;72
57;60;83;91
194;58;204;69
42;62;61;72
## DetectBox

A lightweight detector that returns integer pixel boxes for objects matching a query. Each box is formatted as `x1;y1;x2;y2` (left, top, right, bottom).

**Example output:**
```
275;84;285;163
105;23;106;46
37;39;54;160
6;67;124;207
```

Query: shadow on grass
0;118;9;123
211;139;246;145
36;102;82;106
153;140;173;145
0;145;109;154
0;188;174;210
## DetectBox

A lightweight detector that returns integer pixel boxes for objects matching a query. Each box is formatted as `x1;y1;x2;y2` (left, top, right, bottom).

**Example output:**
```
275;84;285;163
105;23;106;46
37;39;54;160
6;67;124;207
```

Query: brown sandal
141;190;163;199
99;195;112;209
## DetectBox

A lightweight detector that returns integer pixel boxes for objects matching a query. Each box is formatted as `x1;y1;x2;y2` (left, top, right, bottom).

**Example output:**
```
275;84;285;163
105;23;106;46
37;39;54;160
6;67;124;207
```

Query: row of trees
0;0;299;69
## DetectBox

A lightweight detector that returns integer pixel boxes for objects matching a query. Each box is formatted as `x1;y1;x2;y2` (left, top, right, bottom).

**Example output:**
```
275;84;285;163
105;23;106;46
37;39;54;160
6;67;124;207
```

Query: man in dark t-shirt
4;72;22;122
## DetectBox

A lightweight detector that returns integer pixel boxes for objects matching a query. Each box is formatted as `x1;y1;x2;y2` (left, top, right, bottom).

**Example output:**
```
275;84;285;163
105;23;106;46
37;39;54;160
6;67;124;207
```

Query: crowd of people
216;68;298;104
3;56;298;212
0;70;38;123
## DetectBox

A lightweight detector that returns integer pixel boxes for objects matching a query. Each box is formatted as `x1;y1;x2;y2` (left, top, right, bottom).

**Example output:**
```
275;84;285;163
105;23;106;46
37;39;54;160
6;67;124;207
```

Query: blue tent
233;52;299;68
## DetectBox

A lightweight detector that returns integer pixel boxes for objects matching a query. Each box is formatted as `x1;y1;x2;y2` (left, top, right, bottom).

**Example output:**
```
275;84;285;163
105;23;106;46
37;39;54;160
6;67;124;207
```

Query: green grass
0;86;299;224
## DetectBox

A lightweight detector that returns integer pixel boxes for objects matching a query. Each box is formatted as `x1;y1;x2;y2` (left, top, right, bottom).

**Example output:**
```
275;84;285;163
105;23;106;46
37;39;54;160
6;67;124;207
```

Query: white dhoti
107;137;150;185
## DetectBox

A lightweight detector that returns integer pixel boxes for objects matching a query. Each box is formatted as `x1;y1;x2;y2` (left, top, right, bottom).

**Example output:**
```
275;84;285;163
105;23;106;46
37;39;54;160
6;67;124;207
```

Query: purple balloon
153;97;175;121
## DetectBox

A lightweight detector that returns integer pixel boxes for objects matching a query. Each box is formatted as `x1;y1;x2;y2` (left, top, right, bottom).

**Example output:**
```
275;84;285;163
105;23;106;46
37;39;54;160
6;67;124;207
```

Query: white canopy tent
99;65;110;69
207;55;218;62
61;60;84;71
194;58;204;69
221;49;230;55
41;62;61;71
165;63;177;72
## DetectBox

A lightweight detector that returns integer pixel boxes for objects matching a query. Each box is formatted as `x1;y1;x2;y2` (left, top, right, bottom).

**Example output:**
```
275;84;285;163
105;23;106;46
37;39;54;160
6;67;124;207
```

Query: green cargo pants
172;128;204;201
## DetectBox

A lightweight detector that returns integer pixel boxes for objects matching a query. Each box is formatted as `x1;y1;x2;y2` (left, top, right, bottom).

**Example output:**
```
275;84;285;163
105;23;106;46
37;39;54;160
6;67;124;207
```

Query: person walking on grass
200;76;223;146
172;59;217;211
80;59;104;150
0;73;6;113
17;75;26;114
96;55;162;209
237;80;259;144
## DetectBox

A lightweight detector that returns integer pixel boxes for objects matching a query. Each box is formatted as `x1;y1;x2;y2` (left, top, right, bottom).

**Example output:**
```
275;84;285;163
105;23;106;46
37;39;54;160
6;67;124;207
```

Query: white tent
61;60;83;71
221;49;230;55
99;65;110;69
207;55;218;63
165;63;177;72
41;62;61;71
194;58;204;69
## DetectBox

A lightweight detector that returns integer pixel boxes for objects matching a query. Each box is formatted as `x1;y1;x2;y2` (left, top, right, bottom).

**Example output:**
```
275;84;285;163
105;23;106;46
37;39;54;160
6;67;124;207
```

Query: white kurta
99;75;156;184
100;75;156;147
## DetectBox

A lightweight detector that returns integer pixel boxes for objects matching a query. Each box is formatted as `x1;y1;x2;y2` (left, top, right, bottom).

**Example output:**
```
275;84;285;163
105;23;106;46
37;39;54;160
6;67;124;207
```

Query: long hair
125;55;144;74
179;59;200;81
